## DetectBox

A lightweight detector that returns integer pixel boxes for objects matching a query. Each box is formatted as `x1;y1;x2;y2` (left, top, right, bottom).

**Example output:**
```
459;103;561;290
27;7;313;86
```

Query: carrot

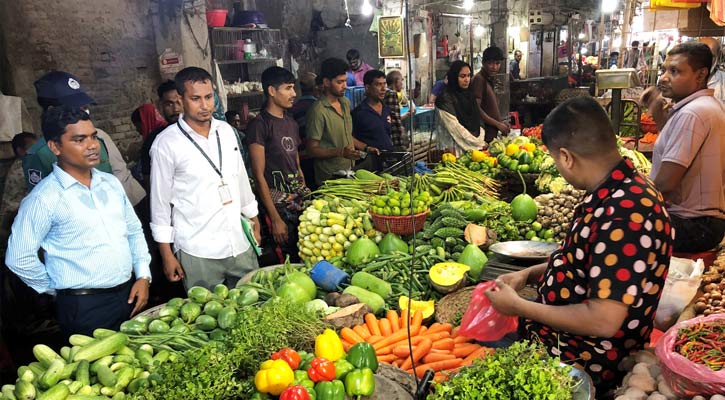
411;309;423;333
400;338;432;371
377;335;425;355
377;354;397;363
340;327;365;344
392;344;416;358
425;323;452;335
365;314;382;336
452;343;480;358
451;326;460;337
461;346;493;366
387;310;400;332
418;326;428;335
379;318;393;337
392;359;402;368
367;335;384;344
373;324;421;351
423;352;456;364
400;309;410;329
353;325;371;339
432;338;455;351
420;331;450;342
342;341;352;352
453;335;472;344
407;358;464;378
433;372;450;383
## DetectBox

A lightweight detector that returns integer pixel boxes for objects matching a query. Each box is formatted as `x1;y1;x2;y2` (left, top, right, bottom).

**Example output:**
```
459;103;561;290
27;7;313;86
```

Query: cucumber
152;350;170;364
111;354;135;365
75;360;90;386
194;315;217;331
147;320;170;334
17;366;35;383
67;381;83;394
216;307;237;330
109;363;129;373
115;347;135;357
127;377;148;394
73;333;128;363
138;345;154;356
342;286;385;313
74;385;94;395
202;300;223;318
58;362;78;380
111;392;125;400
38;359;65;389
37;383;69;400
68;335;94;347
69;347;81;363
91;329;116;339
100;386;117;397
67;395;106;400
60;347;71;362
2;384;17;400
113;367;134;391
89;356;113;375
33;345;64;368
96;365;117;388
27;363;45;378
134;350;153;368
351;272;392;298
13;380;35;400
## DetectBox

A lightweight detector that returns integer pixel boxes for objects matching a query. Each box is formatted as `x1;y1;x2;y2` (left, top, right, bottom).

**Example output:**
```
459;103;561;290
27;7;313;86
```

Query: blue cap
34;71;96;109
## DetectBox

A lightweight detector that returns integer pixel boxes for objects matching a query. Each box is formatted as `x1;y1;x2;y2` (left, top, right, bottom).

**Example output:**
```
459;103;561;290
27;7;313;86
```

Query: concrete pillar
151;0;212;76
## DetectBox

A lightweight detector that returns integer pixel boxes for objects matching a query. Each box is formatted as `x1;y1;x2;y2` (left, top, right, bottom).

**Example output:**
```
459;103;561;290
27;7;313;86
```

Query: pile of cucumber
2;329;174;400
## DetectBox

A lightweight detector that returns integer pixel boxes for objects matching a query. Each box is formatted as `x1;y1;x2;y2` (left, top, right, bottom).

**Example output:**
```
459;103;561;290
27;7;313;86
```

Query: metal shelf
216;58;279;65
211;27;281;33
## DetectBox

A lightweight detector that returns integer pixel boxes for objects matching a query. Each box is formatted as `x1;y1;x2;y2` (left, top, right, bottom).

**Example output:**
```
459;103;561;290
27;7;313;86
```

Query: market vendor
346;49;374;87
5;106;152;338
434;60;487;155
473;46;510;142
485;96;674;394
649;42;725;253
352;70;388;171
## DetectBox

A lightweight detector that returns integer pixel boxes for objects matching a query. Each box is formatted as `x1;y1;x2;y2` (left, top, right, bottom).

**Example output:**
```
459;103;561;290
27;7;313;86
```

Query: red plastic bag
655;313;725;396
457;281;518;342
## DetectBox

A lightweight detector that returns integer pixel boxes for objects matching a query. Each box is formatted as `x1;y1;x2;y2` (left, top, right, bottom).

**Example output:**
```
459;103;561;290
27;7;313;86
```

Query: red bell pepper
272;348;302;370
279;385;311;400
307;357;336;382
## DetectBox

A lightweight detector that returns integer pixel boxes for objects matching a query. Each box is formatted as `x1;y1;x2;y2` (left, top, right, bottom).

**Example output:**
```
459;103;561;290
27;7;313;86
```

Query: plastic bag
654;257;704;331
458;281;518;342
655;313;725;396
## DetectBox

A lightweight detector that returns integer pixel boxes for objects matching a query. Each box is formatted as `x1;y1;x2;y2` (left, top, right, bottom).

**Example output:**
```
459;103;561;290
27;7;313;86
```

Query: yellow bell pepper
315;329;345;362
441;153;457;163
254;359;294;395
471;150;486;162
523;142;536;153
505;143;519;157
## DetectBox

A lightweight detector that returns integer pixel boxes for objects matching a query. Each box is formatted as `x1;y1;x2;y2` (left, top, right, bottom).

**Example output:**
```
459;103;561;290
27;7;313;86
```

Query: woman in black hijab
435;61;486;154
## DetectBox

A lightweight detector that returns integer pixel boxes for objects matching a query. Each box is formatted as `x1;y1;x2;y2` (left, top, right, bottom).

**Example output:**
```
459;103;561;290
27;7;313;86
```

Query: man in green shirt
306;58;376;186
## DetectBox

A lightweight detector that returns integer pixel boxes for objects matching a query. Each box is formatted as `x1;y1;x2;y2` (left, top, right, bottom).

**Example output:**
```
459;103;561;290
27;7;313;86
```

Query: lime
543;229;555;239
375;198;386;207
401;208;411;215
531;236;542;242
383;206;392;215
531;221;543;232
525;230;537;240
392;206;401;216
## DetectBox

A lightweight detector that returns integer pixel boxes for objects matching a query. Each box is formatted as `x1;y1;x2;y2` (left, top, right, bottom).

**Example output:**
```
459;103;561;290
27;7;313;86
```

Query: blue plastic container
309;260;350;292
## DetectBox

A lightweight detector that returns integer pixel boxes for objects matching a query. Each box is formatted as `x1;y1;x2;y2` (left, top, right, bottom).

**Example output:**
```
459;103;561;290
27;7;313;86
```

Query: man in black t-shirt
246;67;310;264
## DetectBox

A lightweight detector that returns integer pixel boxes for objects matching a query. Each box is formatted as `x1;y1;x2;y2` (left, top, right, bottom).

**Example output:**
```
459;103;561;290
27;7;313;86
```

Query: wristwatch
138;276;152;284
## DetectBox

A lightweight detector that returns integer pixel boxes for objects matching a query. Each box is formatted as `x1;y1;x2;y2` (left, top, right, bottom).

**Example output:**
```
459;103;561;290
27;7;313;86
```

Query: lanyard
177;122;223;180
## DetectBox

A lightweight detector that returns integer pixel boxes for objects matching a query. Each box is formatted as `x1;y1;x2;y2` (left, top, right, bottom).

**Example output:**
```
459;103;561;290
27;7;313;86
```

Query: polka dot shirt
521;158;675;393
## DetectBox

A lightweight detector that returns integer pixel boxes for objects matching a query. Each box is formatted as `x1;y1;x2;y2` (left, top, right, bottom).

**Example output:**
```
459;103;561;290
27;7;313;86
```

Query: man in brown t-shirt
247;66;310;263
472;46;510;142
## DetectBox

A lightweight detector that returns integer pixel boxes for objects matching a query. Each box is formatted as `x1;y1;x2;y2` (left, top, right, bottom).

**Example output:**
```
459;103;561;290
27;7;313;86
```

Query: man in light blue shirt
6;106;152;337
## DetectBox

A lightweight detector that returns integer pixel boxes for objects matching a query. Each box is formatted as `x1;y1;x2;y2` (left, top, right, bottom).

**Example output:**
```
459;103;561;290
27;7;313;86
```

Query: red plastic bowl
206;9;228;27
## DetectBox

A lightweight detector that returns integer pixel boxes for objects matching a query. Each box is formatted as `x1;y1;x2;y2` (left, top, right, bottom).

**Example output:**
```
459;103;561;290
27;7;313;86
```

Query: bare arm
476;97;506;129
652;161;687;202
307;139;343;159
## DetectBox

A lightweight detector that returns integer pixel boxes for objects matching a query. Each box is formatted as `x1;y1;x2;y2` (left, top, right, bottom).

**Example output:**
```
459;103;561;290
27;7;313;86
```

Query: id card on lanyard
177;122;232;205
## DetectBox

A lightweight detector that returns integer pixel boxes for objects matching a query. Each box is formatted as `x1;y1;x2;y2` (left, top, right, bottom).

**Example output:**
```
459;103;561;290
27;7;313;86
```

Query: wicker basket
640;120;658;134
370;209;429;235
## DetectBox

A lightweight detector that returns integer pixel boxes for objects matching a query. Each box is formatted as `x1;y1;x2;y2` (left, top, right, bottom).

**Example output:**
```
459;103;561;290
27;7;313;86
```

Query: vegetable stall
3;133;723;400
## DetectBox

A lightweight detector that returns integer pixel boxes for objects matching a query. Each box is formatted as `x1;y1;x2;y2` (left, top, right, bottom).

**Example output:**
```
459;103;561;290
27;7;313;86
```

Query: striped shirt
5;164;151;294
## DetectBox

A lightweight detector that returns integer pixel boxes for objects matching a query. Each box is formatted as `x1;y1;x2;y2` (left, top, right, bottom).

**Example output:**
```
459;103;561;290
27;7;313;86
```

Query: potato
624;387;649;400
647;393;667;400
633;362;652;376
710;396;725;400
628;373;657;393
692;396;706;400
634;350;658;365
656;379;678;400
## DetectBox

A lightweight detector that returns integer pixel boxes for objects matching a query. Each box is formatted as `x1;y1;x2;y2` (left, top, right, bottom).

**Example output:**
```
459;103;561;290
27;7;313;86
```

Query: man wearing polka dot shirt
485;96;674;394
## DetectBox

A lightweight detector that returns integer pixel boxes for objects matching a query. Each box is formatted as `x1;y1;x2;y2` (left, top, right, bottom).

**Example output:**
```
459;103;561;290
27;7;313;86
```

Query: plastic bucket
309;261;349;292
206;9;228;27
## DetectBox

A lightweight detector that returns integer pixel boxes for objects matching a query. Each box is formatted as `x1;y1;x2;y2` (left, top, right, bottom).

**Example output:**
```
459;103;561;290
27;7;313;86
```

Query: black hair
668;42;713;80
131;108;141;126
174;67;213;96
300;73;317;94
482;46;505;62
346;49;361;61
41;106;91;143
261;66;296;97
631;41;640;47
542;96;617;157
386;70;402;86
363;69;385;86
447;61;472;91
225;110;240;122
317;58;350;83
157;80;177;99
11;132;36;156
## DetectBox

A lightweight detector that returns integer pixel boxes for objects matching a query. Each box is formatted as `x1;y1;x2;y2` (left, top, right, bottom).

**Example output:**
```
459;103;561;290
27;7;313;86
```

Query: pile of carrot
639;132;658;144
339;309;492;383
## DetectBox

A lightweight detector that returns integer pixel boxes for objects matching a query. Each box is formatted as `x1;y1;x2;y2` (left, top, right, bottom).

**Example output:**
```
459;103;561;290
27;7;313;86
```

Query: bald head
698;37;721;59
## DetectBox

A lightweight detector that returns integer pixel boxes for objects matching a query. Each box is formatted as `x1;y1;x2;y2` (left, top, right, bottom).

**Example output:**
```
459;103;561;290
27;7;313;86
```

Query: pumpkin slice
398;296;435;319
429;262;470;294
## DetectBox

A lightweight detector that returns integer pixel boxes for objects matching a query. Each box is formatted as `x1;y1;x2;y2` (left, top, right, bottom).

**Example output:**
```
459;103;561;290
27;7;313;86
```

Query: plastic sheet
458;281;518;342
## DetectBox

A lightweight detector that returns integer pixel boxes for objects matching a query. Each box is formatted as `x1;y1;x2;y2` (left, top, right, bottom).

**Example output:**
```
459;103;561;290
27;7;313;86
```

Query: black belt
57;278;133;296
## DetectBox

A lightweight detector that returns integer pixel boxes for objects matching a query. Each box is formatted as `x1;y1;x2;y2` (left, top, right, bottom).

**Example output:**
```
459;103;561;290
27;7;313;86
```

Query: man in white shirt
150;67;261;290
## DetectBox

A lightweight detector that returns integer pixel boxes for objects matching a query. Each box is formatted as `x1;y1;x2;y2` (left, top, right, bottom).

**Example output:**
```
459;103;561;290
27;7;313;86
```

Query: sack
655;313;725;396
458;281;518;342
654;257;704;331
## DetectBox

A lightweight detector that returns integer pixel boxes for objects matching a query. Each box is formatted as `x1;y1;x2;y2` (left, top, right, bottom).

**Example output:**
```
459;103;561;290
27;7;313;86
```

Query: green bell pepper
298;351;314;371
294;370;316;400
344;368;375;397
347;342;378;372
314;379;345;400
333;359;355;379
250;391;271;400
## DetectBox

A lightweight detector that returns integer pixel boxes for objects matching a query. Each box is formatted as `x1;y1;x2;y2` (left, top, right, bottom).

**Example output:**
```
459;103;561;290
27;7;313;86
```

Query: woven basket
138;303;165;318
640;120;658;134
370;209;429;235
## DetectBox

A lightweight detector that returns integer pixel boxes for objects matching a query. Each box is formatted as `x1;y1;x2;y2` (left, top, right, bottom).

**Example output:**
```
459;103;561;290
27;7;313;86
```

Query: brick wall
0;0;161;158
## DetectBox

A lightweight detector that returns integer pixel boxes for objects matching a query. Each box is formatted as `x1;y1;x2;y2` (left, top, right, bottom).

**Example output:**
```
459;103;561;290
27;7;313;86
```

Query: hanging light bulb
474;24;485;38
463;0;474;11
361;0;373;16
463;16;472;25
578;33;586;40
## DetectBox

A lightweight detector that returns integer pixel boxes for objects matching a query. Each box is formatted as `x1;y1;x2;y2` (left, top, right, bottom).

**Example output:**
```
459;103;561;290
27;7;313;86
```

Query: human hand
497;270;529;292
342;147;361;160
367;146;381;155
128;279;150;317
162;254;185;282
253;222;263;245
484;280;523;316
271;216;288;245
498;121;511;135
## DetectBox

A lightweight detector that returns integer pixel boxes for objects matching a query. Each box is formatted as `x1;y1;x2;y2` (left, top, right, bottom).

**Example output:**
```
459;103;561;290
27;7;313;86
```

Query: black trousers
671;214;725;253
55;283;133;339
